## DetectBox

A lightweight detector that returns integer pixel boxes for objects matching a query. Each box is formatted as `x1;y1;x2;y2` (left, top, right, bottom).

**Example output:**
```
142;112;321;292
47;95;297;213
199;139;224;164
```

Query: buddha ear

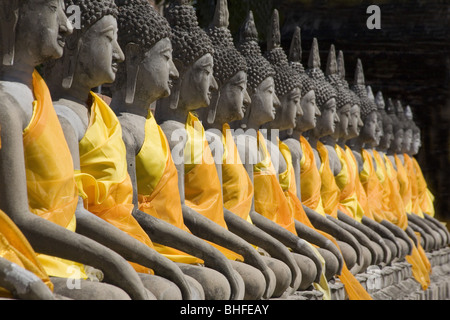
62;31;83;89
167;59;185;110
0;0;19;66
125;42;141;104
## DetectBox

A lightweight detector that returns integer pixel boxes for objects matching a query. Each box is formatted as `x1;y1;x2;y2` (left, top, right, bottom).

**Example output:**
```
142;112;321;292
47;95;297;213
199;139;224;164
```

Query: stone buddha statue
300;38;367;273
230;10;334;294
154;0;282;301
198;0;305;298
262;11;344;289
109;0;251;301
0;0;154;300
348;60;413;264
42;0;200;300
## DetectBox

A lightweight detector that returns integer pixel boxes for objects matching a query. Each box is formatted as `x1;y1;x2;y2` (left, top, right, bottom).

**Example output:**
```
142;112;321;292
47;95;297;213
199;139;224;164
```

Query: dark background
154;0;450;226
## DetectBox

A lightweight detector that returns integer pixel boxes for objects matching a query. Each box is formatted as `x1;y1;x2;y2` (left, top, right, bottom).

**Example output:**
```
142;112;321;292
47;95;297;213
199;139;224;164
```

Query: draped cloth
317;142;340;218
75;92;153;274
359;149;388;222
24;70;86;279
135;111;202;264
395;154;413;214
299;137;326;216
278;140;331;300
253;132;297;235
0;210;53;298
298;138;371;300
221;124;254;224
412;157;435;217
334;145;364;223
184;113;242;261
404;154;424;218
373;150;408;230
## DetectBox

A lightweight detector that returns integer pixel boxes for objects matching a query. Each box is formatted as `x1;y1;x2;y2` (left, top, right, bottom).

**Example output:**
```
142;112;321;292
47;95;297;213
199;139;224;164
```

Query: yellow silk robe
135;111;202;264
184;113;242;261
75;92;153;274
221;124;254;223
412;158;435;217
317;142;340;218
299;138;372;300
24;71;86;279
253;132;297;235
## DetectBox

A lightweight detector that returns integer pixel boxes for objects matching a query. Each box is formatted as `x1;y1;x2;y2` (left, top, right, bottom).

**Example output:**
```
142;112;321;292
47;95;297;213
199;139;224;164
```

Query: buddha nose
243;89;251;106
169;59;179;81
273;93;281;109
334;112;340;124
210;76;219;92
113;41;125;64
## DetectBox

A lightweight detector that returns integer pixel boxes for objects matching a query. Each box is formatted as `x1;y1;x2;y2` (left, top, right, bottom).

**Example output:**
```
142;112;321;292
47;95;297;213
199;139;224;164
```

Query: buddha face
216;71;251;123
374;113;383;146
315;98;339;137
402;128;413;153
268;86;301;130
392;128;404;153
379;123;394;150
333;103;351;139
249;77;280;125
179;53;218;111
76;15;124;89
137;38;179;103
347;104;363;139
296;90;320;132
360;111;378;144
411;131;421;155
15;0;73;65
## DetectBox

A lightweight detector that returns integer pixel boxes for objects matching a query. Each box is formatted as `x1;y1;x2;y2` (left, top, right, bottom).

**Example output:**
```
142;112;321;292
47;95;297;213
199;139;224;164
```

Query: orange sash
412;157;435;217
135;111;202;264
252;132;297;234
222;124;254;223
316;142;340;218
395;154;413;214
76;92;153;274
24;71;85;278
184;113;241;261
334;145;364;222
404;154;424;218
299;137;326;216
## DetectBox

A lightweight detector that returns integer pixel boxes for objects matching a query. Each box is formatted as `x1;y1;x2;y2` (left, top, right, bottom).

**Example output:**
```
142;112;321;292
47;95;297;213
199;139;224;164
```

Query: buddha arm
302;205;363;265
326;214;378;265
407;213;442;249
293;220;344;274
0;257;54;300
0;106;149;300
337;212;392;263
423;213;450;245
379;219;414;255
224;209;302;290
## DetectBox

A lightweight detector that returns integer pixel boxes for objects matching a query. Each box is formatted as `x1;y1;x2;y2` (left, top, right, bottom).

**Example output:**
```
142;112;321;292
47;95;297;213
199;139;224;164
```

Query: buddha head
325;45;354;140
350;59;378;145
406;106;421;155
161;0;217;113
305;38;338;139
236;10;279;129
112;0;177;106
336;50;363;141
386;97;404;153
43;0;124;95
288;27;320;133
204;0;250;125
367;85;383;147
0;0;73;68
396;100;412;153
263;10;302;132
375;91;394;151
